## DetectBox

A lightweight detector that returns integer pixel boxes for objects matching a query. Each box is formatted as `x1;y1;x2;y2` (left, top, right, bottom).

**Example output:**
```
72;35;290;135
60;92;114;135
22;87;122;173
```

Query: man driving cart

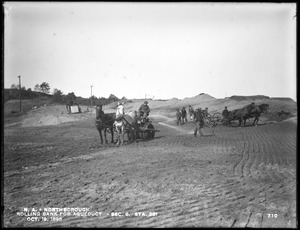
138;101;151;122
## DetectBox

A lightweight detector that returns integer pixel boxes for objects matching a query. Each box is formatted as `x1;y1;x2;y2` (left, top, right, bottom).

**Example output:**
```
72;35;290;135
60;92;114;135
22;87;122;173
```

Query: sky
4;2;297;101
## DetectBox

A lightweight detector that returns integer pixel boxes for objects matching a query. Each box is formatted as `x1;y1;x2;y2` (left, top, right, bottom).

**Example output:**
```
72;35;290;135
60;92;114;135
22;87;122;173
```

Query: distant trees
40;82;50;93
34;82;50;93
53;88;63;103
34;84;41;92
63;92;77;105
4;86;51;103
11;84;19;89
109;94;119;102
5;81;123;106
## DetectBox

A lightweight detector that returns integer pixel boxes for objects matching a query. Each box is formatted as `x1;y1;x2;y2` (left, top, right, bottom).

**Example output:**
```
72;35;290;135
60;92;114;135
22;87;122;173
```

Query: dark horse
95;105;115;144
228;103;269;127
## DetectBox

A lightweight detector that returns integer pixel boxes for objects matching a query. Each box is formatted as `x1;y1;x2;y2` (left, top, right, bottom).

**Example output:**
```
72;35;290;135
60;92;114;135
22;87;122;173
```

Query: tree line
5;82;122;106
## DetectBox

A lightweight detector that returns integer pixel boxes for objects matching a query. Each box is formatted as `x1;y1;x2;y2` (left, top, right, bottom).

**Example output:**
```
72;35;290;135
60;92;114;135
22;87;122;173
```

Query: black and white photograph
3;2;297;228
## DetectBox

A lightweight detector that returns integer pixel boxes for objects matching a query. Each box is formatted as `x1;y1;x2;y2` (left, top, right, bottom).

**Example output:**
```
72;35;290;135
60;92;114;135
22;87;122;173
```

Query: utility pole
90;85;93;106
18;75;22;112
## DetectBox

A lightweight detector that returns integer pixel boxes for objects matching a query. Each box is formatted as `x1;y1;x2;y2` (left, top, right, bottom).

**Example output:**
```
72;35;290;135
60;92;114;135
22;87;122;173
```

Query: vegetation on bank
4;88;120;107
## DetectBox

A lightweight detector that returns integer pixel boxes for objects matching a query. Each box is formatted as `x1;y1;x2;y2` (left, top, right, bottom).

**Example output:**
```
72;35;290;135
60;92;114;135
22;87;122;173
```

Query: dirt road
3;111;297;227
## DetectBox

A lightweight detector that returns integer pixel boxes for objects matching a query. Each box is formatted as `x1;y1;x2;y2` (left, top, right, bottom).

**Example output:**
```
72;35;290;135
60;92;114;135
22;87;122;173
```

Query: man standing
176;109;182;126
181;107;187;124
194;108;204;137
222;106;229;125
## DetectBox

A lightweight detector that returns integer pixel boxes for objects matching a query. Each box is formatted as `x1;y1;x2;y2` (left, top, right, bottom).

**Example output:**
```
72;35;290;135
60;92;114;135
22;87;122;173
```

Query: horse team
95;105;147;146
95;102;269;145
225;103;269;127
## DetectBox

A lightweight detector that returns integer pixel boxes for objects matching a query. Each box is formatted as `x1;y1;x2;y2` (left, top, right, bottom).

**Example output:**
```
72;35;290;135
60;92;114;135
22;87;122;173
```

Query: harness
95;117;115;129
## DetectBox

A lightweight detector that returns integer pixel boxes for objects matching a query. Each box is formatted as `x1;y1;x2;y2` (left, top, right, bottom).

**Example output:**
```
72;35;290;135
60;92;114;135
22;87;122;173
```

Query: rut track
3;117;296;227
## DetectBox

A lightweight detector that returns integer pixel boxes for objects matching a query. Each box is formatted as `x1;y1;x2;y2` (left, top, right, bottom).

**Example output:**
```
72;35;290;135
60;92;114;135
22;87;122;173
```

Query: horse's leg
128;128;135;143
120;126;124;145
110;127;114;143
116;130;120;145
194;122;198;137
98;129;104;145
114;124;119;145
254;116;259;126
104;129;108;144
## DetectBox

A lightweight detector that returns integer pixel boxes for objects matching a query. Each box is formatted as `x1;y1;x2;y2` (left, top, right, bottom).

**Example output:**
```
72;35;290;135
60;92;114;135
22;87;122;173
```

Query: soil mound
20;105;93;127
229;95;270;101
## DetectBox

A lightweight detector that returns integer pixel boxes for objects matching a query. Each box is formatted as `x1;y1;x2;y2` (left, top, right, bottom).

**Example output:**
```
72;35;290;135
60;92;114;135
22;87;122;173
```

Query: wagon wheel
228;119;240;127
212;112;223;127
203;118;213;128
143;123;155;139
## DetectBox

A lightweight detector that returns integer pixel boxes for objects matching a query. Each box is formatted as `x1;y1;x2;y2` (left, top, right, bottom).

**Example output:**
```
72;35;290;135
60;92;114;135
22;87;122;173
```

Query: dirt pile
228;95;270;101
20;105;94;127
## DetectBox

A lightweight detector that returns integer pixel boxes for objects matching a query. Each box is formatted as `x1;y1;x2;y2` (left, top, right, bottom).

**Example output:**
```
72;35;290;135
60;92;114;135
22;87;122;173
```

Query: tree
64;92;77;105
40;82;50;93
34;84;41;92
53;88;63;103
11;84;19;89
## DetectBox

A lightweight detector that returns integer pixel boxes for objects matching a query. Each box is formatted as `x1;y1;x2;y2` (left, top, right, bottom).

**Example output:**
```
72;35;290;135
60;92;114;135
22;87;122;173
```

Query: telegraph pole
90;85;93;106
18;75;22;112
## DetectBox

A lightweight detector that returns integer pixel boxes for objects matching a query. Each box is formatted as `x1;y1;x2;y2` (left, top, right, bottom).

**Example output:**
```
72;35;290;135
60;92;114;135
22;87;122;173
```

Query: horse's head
96;105;104;120
137;111;142;120
259;104;269;114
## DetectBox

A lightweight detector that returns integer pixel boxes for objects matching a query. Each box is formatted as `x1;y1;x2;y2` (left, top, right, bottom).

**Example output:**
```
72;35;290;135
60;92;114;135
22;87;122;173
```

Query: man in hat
138;101;150;120
176;109;182;125
222;106;229;125
181;107;187;124
194;108;204;137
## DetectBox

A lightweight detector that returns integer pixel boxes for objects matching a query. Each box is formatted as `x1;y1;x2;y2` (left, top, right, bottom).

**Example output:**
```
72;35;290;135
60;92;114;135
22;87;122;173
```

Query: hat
144;101;148;104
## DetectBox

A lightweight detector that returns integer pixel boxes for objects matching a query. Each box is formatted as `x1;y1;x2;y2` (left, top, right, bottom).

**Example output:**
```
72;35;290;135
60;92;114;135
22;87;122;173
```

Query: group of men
176;107;188;125
176;106;209;126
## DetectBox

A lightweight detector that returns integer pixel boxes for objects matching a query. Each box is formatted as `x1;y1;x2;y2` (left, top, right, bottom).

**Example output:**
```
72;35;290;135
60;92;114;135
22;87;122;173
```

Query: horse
114;111;138;145
95;105;115;144
228;103;269;127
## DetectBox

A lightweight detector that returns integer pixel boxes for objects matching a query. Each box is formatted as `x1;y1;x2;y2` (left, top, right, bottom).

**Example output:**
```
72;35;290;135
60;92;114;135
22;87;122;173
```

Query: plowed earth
3;109;297;228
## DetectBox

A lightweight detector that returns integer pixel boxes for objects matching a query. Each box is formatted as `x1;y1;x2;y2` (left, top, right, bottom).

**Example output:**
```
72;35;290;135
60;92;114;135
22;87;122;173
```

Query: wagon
121;116;160;141
135;117;159;139
202;111;224;128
